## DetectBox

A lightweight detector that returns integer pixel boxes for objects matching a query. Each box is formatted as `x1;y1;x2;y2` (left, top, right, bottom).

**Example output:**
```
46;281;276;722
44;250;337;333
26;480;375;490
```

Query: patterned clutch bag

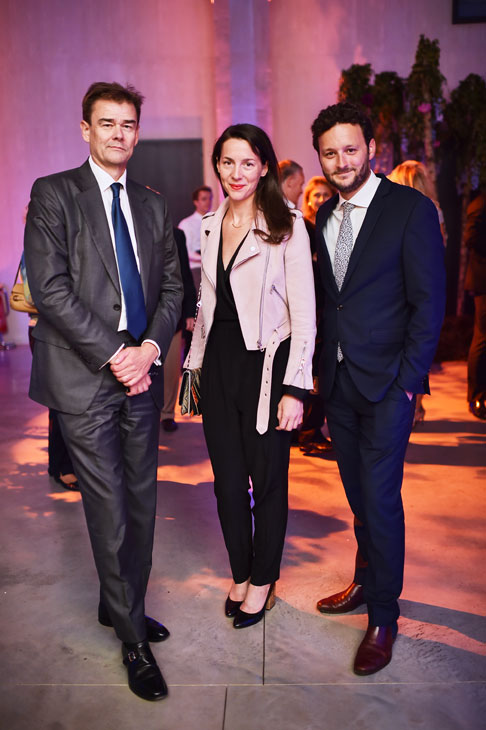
179;367;202;416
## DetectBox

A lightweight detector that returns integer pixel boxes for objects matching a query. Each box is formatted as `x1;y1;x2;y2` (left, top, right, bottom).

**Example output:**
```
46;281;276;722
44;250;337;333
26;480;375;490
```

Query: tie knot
111;182;122;199
342;201;355;215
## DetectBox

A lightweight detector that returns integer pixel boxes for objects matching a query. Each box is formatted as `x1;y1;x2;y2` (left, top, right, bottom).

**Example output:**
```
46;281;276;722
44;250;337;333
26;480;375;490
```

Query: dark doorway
127;139;204;226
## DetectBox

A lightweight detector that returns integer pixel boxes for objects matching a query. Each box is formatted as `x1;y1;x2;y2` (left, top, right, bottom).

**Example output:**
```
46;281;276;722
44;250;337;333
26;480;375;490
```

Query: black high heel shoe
225;596;243;618
233;583;276;629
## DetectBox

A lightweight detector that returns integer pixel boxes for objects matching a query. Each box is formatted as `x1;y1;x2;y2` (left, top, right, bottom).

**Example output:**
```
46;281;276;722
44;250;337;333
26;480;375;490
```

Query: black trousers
58;369;160;644
467;294;486;402
29;324;74;478
324;362;415;626
201;321;292;586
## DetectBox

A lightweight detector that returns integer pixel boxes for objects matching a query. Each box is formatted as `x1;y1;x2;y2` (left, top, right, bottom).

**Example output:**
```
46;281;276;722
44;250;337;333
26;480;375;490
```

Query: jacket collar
316;174;390;294
202;198;264;288
74;160;152;298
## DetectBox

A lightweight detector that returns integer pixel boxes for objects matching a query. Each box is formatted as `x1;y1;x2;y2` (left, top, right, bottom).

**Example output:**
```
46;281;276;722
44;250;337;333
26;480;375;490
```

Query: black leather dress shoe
353;623;397;675
50;474;80;491
300;437;333;455
316;582;365;614
225;596;242;618
162;418;178;432
122;641;168;701
98;604;170;642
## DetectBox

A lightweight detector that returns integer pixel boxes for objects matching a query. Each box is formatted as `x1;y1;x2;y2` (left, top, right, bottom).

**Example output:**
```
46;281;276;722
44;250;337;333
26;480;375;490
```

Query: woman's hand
276;394;303;431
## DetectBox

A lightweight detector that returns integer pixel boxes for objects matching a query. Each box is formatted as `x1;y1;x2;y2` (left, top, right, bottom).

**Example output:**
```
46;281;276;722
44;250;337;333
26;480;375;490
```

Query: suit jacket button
113;304;121;311
337;304;343;310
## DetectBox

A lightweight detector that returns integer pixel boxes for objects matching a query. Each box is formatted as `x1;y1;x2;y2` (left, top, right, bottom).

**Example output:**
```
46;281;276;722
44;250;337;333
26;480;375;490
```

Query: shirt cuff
99;343;125;370
283;385;308;401
142;339;162;366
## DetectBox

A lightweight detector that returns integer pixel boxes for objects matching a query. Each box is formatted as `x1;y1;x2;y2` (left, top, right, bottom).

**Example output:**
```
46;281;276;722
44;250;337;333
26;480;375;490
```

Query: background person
464;191;486;419
388;159;447;426
161;227;197;432
187;124;316;629
178;185;213;291
297;176;336;454
278;159;305;209
19;207;78;490
302;176;335;230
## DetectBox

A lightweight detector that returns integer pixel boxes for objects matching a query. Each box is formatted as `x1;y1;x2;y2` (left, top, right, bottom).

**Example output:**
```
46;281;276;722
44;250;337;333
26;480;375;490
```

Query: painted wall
0;0;217;343
269;0;486;179
1;0;485;343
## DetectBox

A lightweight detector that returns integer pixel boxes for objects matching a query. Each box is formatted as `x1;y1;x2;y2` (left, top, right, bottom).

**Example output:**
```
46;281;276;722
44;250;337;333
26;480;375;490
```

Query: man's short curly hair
311;102;374;151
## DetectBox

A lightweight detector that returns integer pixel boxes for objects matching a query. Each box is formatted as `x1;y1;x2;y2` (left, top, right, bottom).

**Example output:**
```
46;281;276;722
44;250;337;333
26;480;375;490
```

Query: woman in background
297;176;336;454
388;160;446;426
187;124;316;628
302;176;335;236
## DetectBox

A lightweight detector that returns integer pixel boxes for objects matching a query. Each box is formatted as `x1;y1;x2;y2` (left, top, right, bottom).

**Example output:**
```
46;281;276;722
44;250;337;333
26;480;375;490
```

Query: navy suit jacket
24;160;183;414
316;174;446;401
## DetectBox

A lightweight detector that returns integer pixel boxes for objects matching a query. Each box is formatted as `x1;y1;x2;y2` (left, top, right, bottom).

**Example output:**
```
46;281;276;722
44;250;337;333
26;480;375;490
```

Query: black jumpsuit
201;232;292;585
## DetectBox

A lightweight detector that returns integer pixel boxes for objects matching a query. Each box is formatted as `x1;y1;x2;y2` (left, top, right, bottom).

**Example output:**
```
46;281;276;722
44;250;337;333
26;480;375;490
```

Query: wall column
212;0;272;137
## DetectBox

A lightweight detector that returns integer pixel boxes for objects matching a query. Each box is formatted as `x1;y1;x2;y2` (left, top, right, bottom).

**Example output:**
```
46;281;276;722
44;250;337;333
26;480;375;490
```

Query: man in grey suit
24;82;183;701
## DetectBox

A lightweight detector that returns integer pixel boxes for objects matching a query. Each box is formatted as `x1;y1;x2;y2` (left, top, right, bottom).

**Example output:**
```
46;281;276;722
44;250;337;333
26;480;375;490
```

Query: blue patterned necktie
334;201;355;361
111;183;147;340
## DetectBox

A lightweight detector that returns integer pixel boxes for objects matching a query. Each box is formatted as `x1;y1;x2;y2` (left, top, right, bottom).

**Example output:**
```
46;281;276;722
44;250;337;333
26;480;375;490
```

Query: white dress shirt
177;210;203;268
89;157;160;362
323;170;382;273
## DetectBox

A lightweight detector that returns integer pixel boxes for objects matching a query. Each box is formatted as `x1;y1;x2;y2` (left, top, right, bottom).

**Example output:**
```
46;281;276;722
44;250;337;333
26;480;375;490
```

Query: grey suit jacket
24;160;183;414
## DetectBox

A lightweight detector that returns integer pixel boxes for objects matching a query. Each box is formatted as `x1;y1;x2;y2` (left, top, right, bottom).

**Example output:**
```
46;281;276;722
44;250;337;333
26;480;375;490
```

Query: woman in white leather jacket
186;123;316;628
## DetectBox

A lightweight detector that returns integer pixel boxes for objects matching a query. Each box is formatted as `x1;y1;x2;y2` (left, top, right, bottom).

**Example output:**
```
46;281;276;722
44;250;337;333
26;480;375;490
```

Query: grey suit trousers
58;368;160;644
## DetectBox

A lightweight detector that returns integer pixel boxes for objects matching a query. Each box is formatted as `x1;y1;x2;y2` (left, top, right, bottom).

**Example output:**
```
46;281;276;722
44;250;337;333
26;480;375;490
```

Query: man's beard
324;158;370;195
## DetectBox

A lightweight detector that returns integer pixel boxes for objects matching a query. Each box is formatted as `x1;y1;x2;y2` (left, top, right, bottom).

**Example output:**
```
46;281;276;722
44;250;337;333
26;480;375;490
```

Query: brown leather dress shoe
316;582;364;614
353;624;397;676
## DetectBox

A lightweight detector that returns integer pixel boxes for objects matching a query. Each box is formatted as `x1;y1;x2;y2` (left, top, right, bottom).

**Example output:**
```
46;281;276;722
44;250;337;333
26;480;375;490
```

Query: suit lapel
340;177;387;291
75;162;120;294
316;195;339;296
202;212;221;290
126;180;153;298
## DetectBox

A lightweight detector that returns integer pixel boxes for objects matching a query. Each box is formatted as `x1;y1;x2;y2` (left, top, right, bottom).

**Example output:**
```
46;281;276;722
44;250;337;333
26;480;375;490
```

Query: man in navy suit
311;103;445;675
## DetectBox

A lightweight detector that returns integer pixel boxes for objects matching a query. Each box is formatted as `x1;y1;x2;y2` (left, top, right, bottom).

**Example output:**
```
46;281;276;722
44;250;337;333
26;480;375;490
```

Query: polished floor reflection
0;347;485;729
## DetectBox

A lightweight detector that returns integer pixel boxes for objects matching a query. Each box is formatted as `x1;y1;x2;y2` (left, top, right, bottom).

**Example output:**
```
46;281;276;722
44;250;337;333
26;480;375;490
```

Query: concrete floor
0;346;485;730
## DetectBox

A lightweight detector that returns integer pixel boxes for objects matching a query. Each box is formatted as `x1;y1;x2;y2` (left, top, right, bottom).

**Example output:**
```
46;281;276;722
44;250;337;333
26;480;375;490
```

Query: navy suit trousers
325;362;415;626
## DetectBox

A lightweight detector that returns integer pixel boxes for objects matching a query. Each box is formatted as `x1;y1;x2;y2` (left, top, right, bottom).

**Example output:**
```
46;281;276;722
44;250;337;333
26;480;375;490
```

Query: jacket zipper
270;283;287;305
293;341;307;385
257;246;271;351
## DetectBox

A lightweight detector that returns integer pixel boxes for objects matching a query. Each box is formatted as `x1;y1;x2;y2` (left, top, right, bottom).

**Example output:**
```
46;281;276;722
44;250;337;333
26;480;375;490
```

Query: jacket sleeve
397;195;446;393
24;177;124;371
282;214;317;390
174;227;198;321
